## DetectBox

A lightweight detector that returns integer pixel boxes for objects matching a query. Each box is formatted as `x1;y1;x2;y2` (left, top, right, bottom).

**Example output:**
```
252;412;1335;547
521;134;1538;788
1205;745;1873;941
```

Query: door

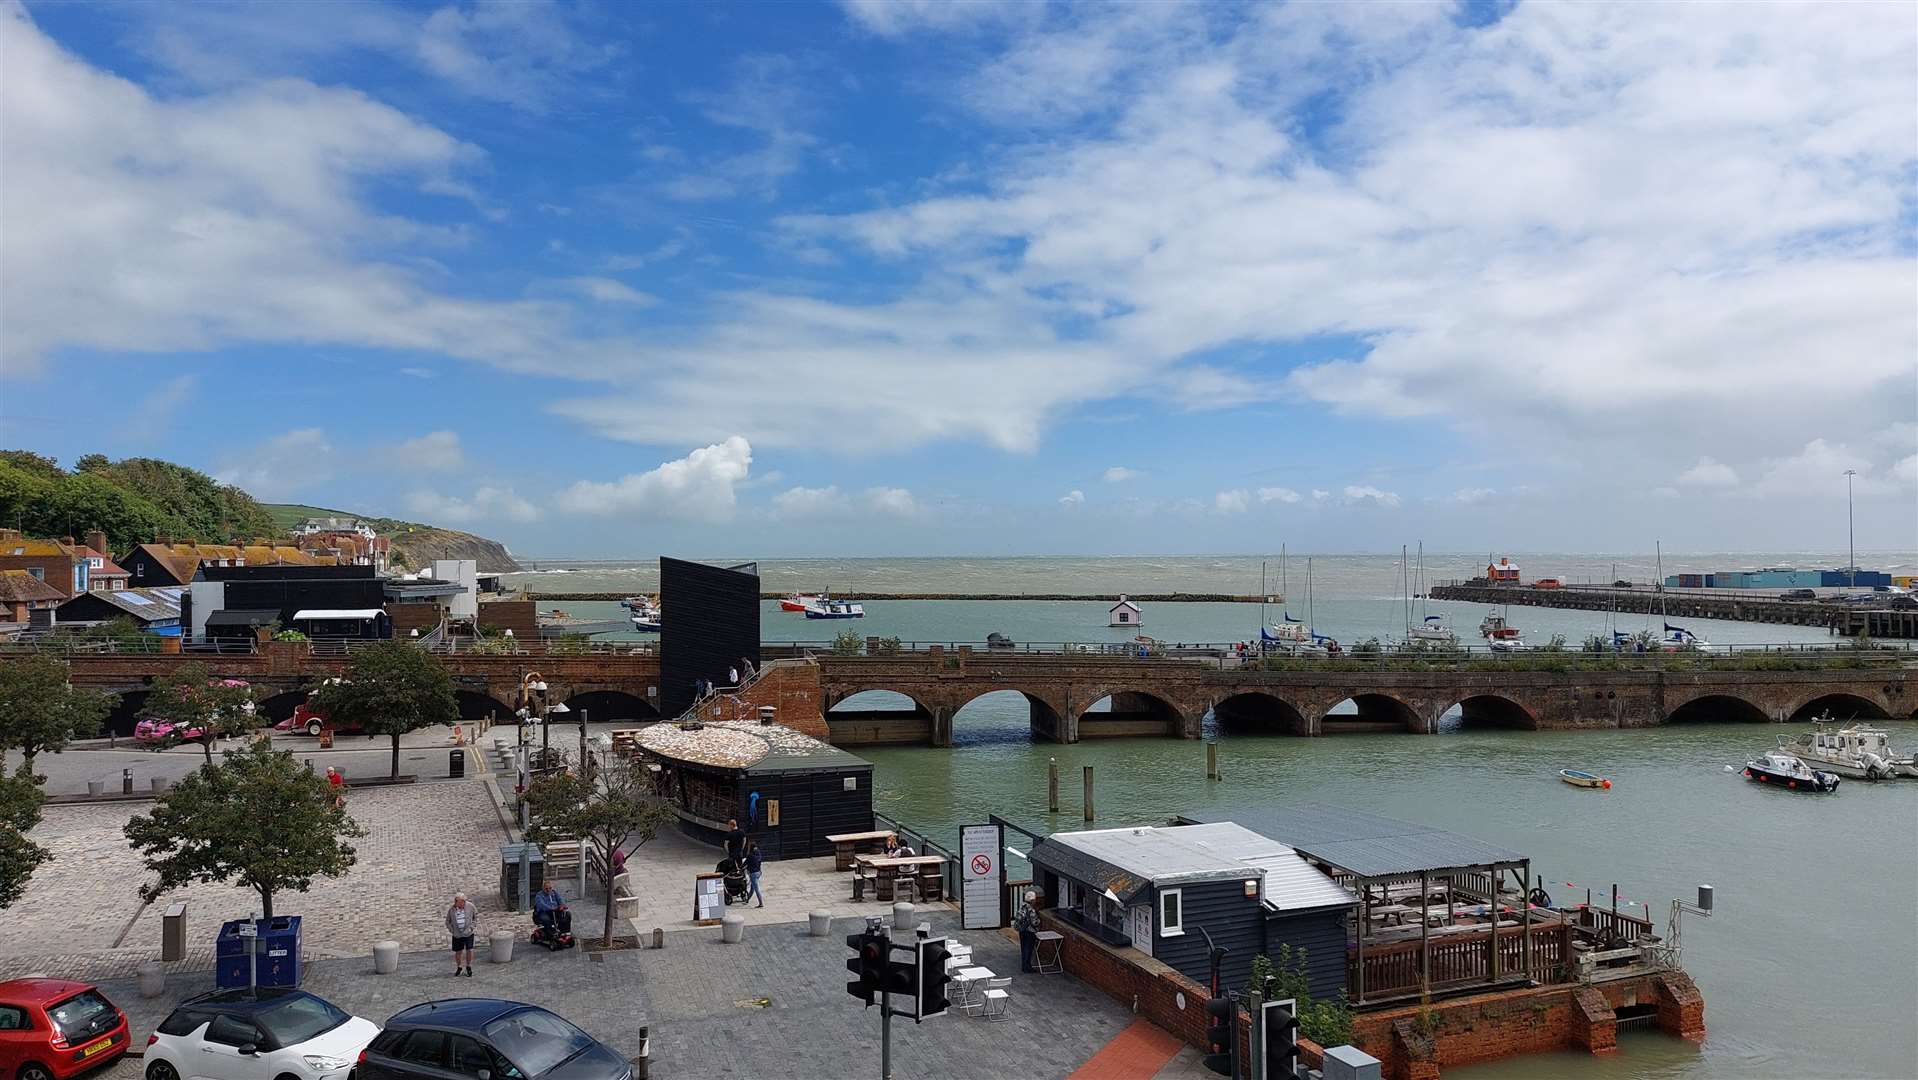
196;1015;267;1080
386;1030;460;1080
1128;905;1154;956
447;1036;525;1080
0;1003;33;1080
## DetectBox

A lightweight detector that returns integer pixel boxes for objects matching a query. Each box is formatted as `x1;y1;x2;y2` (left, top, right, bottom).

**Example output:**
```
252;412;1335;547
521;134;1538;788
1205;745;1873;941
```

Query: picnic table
855;854;947;902
828;830;896;871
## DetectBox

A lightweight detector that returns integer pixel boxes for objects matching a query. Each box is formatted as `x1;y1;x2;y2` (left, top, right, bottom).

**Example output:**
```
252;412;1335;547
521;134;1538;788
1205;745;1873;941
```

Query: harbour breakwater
531;591;1265;603
1428;582;1918;638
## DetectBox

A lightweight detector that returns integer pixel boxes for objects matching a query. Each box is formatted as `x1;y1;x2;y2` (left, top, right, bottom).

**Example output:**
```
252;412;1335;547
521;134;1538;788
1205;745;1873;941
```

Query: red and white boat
1479;612;1524;651
780;592;823;612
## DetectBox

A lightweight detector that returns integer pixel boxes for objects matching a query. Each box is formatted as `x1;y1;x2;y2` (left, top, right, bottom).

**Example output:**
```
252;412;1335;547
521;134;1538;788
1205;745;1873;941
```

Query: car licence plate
78;1036;115;1058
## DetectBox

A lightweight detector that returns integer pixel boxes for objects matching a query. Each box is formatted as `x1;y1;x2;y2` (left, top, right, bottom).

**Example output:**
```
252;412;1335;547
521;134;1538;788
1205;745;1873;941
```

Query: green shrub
1241;945;1355;1048
831;630;864;656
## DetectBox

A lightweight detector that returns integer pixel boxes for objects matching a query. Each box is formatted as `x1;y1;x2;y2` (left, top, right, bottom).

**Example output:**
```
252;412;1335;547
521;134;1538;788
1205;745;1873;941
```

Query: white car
144;989;379;1080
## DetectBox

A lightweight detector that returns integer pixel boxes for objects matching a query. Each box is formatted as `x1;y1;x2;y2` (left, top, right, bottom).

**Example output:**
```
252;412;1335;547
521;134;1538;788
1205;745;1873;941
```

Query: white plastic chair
980;978;1012;1022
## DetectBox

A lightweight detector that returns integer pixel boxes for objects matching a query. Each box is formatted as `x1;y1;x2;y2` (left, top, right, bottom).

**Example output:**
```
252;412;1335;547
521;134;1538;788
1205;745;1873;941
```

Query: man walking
724;818;746;864
446;893;479;977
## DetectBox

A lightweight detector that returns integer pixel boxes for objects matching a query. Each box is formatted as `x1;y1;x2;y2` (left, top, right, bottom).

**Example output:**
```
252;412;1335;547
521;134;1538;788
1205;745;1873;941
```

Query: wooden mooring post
1206;741;1219;780
1048;757;1060;813
1083;765;1094;822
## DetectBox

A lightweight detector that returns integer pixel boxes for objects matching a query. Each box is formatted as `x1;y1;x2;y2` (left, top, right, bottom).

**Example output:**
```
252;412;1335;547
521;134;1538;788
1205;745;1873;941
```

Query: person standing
727;665;739;687
744;839;764;908
325;766;346;810
740;656;756;681
1015;891;1043;973
724;818;746;863
446;893;479;977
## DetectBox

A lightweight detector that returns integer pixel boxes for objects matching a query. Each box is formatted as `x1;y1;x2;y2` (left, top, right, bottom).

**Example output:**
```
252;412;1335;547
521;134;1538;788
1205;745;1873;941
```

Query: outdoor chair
980;978;1012;1022
852;865;877;902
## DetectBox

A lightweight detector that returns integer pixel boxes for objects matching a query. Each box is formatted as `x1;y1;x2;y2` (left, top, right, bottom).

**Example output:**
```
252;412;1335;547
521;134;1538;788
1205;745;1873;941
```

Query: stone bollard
137;963;165;999
373;940;401;975
808;911;832;937
151;776;171;794
489;930;515;964
720;911;745;944
87;779;105;797
893;902;916;931
651;927;665;949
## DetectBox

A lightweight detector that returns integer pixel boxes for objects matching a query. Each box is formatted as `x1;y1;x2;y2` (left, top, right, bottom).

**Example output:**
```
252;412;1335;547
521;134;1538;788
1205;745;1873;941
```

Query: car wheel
20;1063;55;1080
145;1061;180;1080
308;719;324;736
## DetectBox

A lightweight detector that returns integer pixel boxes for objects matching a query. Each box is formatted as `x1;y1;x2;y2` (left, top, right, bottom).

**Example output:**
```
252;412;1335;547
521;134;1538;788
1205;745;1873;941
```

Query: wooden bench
827;830;896;872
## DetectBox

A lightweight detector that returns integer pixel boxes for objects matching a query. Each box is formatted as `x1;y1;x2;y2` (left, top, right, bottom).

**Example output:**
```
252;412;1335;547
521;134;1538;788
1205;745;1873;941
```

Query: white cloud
414;2;623;113
1449;487;1496;505
771;485;843;519
1342;485;1401;509
127;375;199;440
555;437;754;521
1214;490;1250;513
1748;438;1898;498
1891;455;1917;487
1311;490;1331;502
1103;467;1141;483
395;431;466;471
1059;489;1086;506
1677;457;1739;488
1257;487;1301;504
864;487;919;516
838;0;1021;37
398;367;436;379
216;428;335;500
405;485;539;524
564;277;657;306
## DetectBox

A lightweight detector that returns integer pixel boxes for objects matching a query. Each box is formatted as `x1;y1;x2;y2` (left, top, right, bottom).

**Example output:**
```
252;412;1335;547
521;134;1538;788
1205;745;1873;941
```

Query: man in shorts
446;893;479;976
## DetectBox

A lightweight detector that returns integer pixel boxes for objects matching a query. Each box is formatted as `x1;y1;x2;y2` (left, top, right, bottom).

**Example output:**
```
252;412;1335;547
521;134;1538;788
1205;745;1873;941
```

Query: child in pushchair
716;857;751;904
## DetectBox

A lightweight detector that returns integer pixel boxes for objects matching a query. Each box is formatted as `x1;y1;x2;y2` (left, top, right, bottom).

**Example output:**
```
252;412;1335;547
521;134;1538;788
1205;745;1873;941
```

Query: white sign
960;824;1003;930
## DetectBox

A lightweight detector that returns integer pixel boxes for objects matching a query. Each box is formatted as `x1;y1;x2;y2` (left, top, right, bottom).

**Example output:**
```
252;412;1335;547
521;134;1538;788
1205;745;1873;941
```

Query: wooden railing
1353;921;1574;1003
1573;906;1655;945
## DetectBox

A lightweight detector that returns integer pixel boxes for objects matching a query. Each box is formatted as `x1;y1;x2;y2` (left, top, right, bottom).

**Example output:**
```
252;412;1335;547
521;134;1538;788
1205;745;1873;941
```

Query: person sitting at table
886;836;916;858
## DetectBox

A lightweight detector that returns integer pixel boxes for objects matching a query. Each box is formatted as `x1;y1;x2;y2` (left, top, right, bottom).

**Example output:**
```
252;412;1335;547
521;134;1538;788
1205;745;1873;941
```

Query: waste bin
448;748;465;779
214;917;303;988
498;843;544;911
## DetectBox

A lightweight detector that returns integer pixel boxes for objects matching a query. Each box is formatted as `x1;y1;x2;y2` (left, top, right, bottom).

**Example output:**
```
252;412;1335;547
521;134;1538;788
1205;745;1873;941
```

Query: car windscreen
481;1009;594;1077
254;994;349;1047
48;991;118;1041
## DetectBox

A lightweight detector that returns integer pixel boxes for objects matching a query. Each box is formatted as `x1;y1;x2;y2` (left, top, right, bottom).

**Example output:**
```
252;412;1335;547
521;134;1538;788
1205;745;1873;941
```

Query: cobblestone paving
3;780;512;979
85;910;1136;1080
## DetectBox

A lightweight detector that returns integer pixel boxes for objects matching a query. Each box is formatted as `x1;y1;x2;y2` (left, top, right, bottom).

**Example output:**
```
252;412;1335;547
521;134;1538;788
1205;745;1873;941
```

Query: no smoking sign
970;853;993;876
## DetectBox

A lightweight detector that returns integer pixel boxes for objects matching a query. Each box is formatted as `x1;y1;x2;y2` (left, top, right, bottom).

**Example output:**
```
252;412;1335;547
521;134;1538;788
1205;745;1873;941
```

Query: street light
544;701;570;753
1843;468;1857;588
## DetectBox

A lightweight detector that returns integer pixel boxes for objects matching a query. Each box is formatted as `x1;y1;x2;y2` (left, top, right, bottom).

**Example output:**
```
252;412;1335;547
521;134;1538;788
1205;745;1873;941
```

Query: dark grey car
359;1001;630;1080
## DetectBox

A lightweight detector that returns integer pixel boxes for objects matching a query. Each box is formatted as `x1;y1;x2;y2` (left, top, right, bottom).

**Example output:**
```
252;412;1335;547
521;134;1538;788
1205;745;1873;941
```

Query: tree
124;741;364;918
314;641;457;777
1241;944;1355;1048
0;766;50;909
141;662;259;764
524;758;677;946
0;655;116;776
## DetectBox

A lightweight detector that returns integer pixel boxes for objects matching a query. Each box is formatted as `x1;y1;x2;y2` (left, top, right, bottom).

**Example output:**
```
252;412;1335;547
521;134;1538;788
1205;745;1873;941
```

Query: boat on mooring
1742;751;1840;792
1479;612;1524;651
1784;716;1917;780
1409;614;1458;645
1559;769;1612;789
779;592;822;612
628;597;663;632
804;598;865;619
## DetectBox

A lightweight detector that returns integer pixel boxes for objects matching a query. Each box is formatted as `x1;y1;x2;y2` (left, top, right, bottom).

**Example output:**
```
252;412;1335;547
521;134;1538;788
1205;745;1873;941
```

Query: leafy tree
1242;944;1355;1048
124;741;365;918
73;454;110;474
524;757;677;946
0;655;116;776
142;662;259;764
314;642;457;777
0;451;62;481
39;472;173;547
0;766;50;909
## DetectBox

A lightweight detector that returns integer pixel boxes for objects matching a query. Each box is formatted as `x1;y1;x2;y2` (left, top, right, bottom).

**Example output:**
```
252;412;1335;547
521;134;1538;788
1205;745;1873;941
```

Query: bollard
1206;741;1219;780
721;912;745;944
651;927;665;949
808;911;833;937
1047;758;1059;813
136;962;165;999
150;776;171;794
489;930;516;964
1083;765;1094;822
87;779;105;797
122;769;133;795
373;940;401;975
893;902;916;931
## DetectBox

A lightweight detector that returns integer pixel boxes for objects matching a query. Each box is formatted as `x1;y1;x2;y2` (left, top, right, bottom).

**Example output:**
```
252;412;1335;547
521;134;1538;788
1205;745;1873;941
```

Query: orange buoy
1788;780;1796;789
1601;779;1611;789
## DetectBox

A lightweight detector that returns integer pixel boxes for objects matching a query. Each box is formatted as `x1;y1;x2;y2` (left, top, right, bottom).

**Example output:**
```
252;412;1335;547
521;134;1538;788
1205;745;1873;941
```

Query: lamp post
545;701;570;753
1843;468;1857;588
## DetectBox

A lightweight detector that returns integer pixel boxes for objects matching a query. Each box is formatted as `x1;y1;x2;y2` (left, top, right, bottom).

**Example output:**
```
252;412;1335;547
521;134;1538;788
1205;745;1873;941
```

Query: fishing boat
779;592;822;612
618;595;653;611
1479;612;1524;650
1742;751;1840;793
804;598;865;620
1784;716;1917;780
1559;769;1612;789
628;597;662;632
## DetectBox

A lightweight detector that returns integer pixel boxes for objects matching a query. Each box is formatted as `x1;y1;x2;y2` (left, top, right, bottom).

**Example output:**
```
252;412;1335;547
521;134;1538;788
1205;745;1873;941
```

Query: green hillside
0;450;277;546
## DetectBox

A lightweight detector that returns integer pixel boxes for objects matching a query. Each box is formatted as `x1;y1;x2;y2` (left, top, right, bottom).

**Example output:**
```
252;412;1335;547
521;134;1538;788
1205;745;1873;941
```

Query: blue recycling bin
214;917;304;989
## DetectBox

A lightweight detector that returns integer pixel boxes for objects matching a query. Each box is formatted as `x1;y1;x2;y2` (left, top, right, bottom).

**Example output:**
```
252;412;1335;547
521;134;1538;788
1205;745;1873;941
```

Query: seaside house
0;530;92;597
1029;821;1355;999
0;569;67;633
1108;595;1143;627
1485;557;1522;584
57;586;185;636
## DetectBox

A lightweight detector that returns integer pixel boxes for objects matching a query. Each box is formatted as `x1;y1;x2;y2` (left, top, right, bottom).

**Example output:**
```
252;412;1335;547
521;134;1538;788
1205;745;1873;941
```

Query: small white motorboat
1742;751;1840;793
1785;715;1916;780
804;598;865;620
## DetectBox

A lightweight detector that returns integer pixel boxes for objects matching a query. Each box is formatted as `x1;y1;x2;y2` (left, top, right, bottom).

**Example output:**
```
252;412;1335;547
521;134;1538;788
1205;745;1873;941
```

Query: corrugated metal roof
65;586;183;623
1035;822;1353;912
1184;804;1528;879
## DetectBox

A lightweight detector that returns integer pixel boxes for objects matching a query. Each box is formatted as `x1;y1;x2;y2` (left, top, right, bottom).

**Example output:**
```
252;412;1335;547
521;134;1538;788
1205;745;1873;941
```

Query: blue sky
1;0;1914;558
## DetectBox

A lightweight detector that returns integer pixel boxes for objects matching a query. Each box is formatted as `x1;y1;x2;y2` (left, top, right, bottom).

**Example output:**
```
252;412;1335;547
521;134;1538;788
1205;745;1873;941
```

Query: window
47;990;118;1042
482;1008;592;1077
157;1009;211;1037
204;1014;265;1048
450;1034;521;1080
26;567;42;580
397;1030;448;1067
0;1005;27;1031
1159;888;1183;936
255;993;346;1047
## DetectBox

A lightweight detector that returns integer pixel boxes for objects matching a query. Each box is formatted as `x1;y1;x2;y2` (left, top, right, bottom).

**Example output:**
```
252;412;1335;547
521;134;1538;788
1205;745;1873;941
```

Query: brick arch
561;689;659;722
1443;693;1540;731
1321;691;1426;734
453;689;515;723
1785;691;1893;724
948;686;1070;742
1664;694;1771;724
1211;691;1312;736
825;686;938;716
1072;685;1197;739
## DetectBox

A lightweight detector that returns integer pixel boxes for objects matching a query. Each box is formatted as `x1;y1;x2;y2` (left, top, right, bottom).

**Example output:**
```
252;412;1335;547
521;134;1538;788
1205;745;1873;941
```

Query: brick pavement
2;780;513;980
84;909;1139;1080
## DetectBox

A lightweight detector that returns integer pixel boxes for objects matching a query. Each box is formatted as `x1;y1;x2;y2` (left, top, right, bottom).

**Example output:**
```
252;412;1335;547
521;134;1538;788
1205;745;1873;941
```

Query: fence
1354;921;1574;1002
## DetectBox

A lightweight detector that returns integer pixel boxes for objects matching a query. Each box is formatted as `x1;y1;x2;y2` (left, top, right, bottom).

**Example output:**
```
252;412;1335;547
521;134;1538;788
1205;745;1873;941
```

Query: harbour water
522;552;1918;1077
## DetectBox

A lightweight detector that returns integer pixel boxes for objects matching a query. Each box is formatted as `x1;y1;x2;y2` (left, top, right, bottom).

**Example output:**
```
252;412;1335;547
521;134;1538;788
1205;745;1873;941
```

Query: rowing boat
1559;769;1611;789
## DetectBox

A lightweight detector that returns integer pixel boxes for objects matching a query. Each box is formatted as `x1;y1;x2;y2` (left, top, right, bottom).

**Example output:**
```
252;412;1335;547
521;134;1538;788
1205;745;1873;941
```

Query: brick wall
1040;911;1211;1049
1653;971;1705;1040
387;602;443;635
734;660;829;740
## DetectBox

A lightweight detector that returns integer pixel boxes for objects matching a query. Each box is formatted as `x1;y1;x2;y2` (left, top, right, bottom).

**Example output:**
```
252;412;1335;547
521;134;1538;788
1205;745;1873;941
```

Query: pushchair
715;857;751;905
530;905;575;951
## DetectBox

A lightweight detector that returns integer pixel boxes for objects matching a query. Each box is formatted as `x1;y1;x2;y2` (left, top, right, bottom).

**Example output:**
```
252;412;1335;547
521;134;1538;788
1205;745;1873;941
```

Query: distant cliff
385;524;522;573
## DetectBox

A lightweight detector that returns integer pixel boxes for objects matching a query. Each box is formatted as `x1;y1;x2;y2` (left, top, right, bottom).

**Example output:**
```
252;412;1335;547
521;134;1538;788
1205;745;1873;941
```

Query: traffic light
1263;998;1300;1079
882;942;918;1004
845;929;886;1005
914;938;952;1022
1202;995;1236;1076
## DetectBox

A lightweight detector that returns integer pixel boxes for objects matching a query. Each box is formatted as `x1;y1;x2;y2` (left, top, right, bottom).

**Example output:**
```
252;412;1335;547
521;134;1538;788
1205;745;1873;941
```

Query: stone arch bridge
51;643;1916;746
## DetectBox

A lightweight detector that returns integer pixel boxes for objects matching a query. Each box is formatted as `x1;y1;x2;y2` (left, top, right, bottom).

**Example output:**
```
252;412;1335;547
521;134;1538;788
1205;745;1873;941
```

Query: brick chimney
85;529;107;555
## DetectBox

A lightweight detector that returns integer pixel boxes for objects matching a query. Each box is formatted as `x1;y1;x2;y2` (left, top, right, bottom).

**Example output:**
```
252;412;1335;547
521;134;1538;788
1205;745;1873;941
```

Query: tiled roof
0;569;65;603
2;538;79;558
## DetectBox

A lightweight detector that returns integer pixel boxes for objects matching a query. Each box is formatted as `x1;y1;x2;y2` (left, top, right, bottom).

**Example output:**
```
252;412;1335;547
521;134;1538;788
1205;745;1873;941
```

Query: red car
0;979;129;1080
